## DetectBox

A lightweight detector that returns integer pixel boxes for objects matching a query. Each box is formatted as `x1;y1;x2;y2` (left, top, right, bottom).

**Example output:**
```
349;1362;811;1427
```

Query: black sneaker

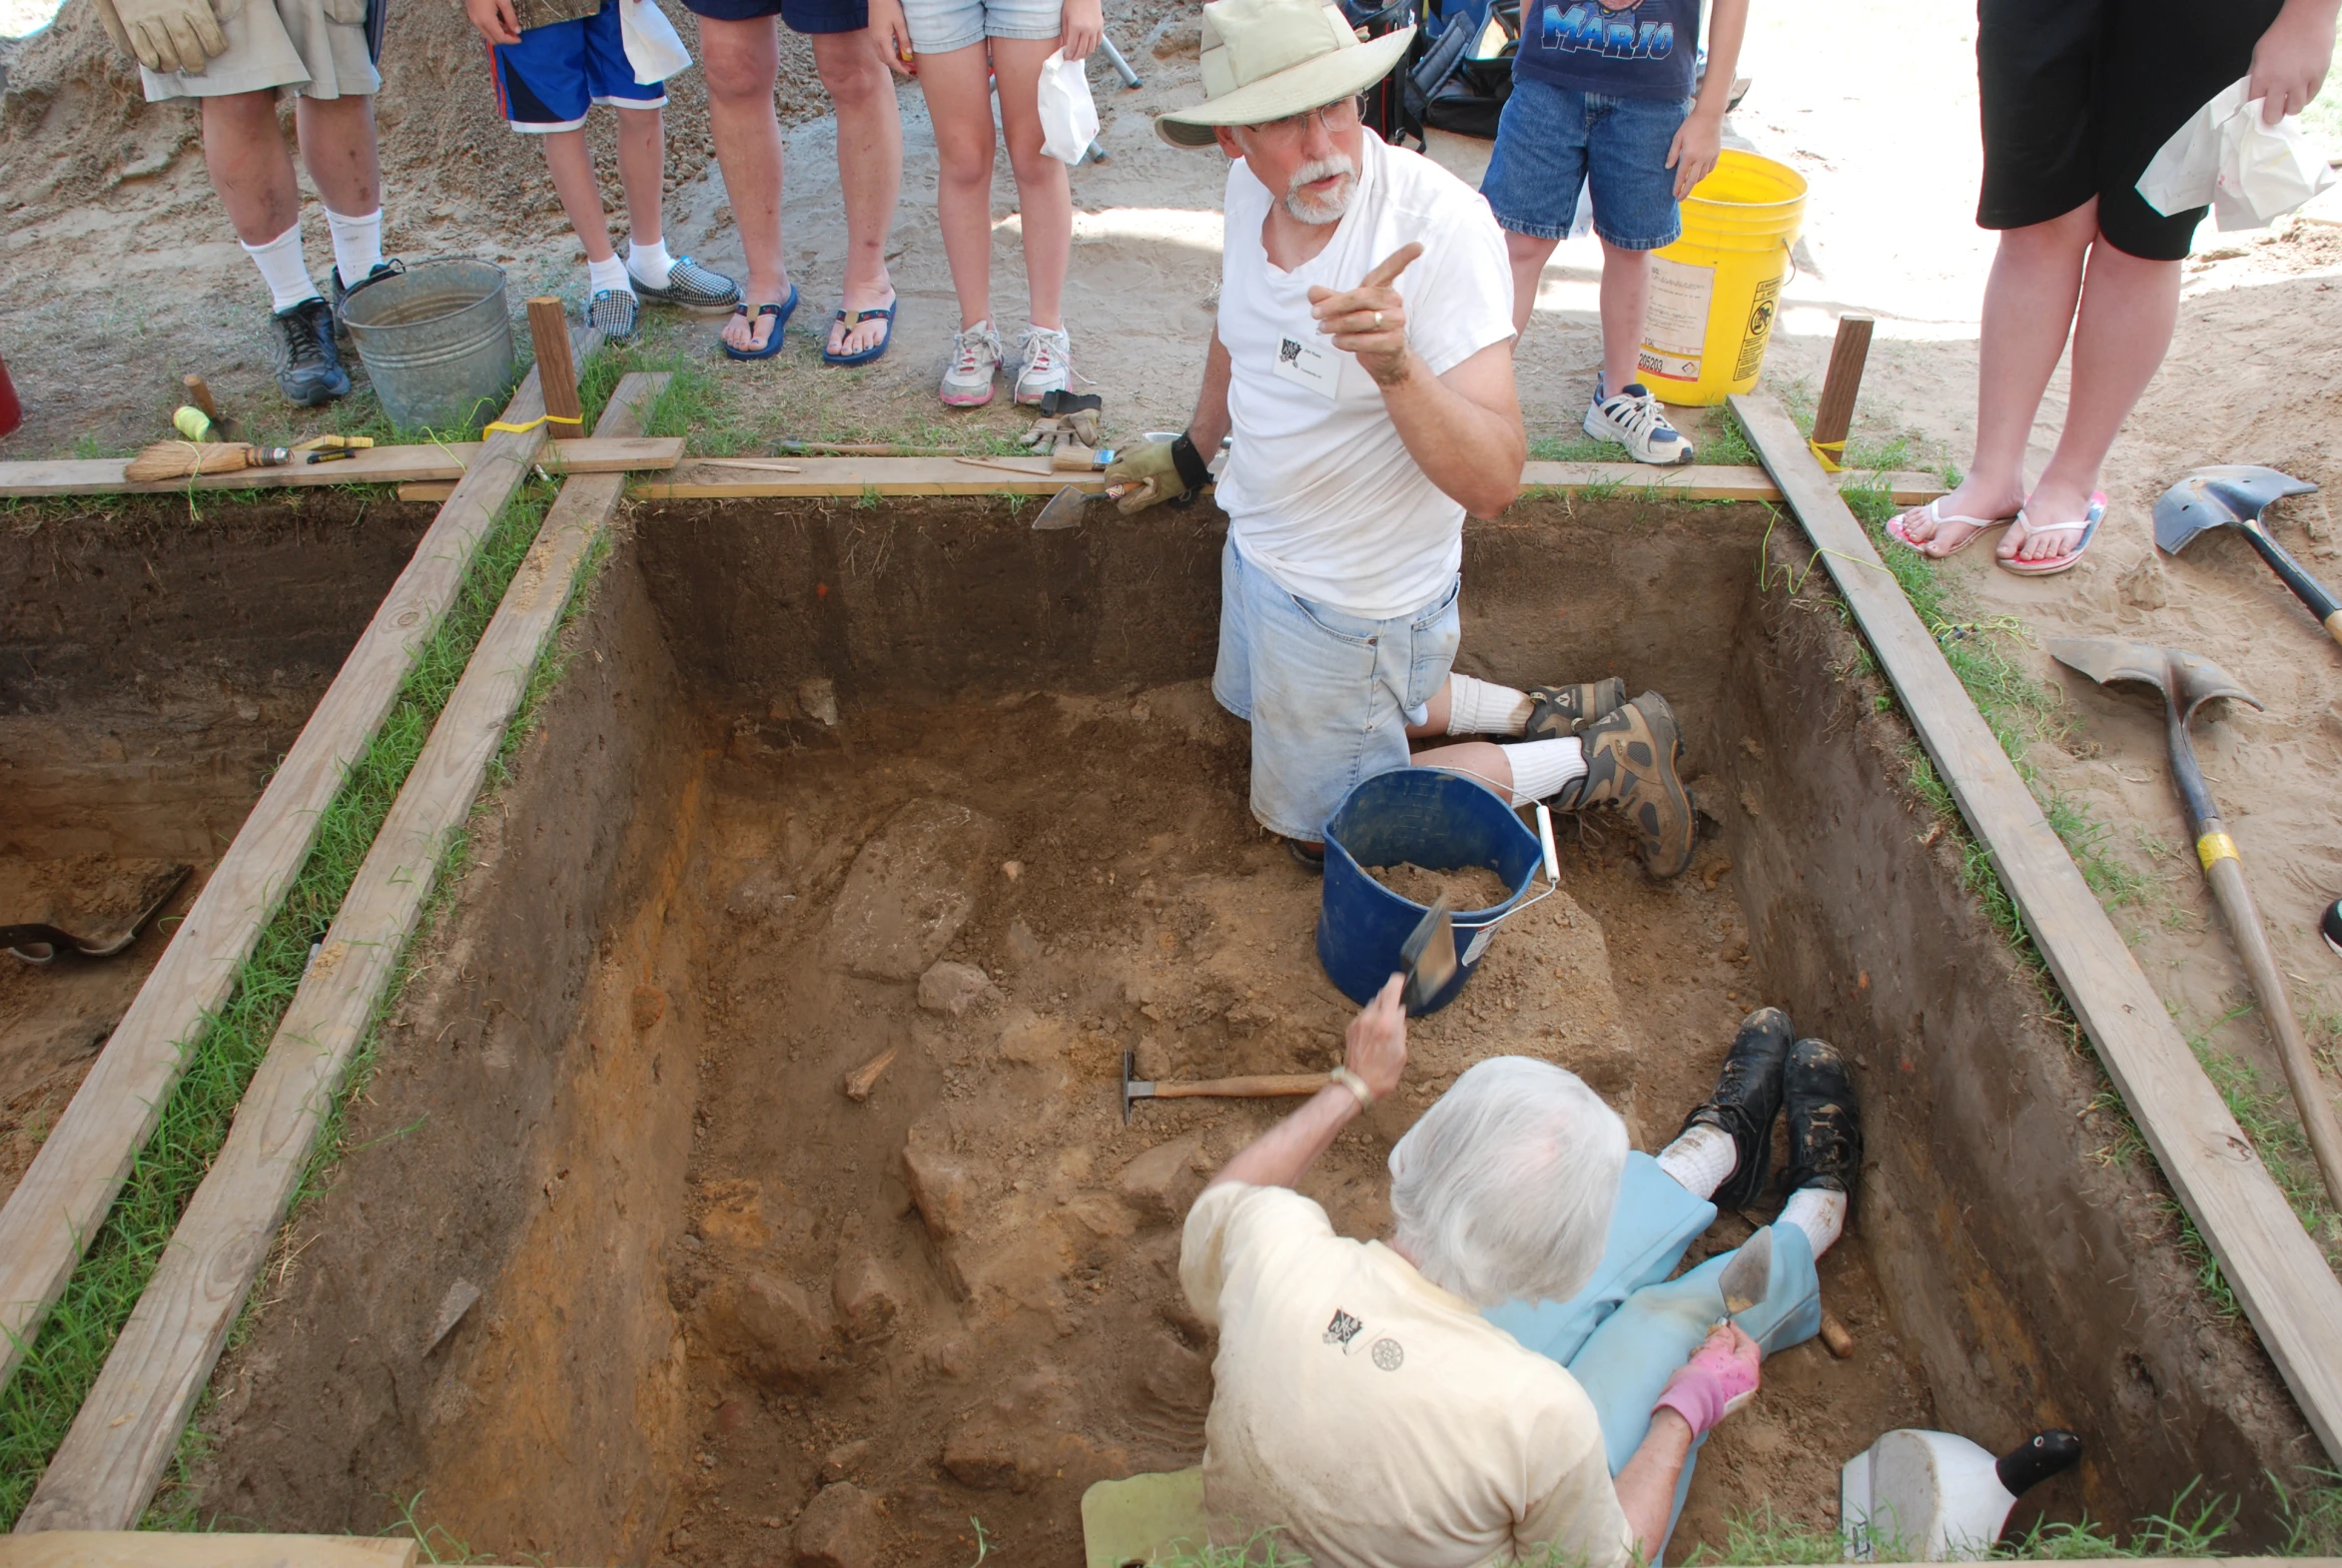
630;255;742;315
1552;691;1697;878
1678;1007;1794;1209
1783;1036;1862;1196
1522;677;1628;740
330;257;403;340
271;298;351;407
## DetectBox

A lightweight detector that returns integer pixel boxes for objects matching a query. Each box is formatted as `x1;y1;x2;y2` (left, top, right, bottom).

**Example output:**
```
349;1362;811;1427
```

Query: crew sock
244;222;320;313
587;253;634;297
1656;1123;1737;1200
1780;1185;1847;1258
1499;737;1586;806
626;236;675;289
1445;673;1534;736
325;206;383;287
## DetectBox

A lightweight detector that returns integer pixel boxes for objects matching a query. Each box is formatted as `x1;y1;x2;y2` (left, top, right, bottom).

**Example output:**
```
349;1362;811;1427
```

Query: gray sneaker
630;256;741;315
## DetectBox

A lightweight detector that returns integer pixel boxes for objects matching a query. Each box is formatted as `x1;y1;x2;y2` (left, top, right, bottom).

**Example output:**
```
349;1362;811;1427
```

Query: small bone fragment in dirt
798;678;840;727
1701;857;1733;890
1121;1133;1206;1224
843;1045;899;1102
1819;1310;1856;1358
792;1480;884;1568
1002;859;1024;881
918;959;992;1015
424;1278;481;1355
903;1140;974;1239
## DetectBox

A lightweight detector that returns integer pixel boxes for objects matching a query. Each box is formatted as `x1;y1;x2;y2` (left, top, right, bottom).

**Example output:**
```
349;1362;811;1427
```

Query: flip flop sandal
823;297;898;368
1997;491;2107;577
1886;498;2014;558
721;284;799;362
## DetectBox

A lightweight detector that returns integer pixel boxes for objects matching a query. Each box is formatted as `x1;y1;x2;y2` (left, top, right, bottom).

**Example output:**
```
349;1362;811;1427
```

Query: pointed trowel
1716;1224;1773;1321
1032;486;1088;530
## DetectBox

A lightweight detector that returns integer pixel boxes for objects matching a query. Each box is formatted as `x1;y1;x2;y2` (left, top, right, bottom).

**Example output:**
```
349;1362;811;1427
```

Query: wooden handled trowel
1032;486;1089;530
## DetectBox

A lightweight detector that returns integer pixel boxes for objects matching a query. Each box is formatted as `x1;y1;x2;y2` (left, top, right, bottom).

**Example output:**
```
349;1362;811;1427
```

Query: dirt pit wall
194;496;2313;1562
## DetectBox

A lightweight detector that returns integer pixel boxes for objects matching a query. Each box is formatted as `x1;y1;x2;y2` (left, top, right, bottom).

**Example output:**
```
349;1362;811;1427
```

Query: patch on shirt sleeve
1323;1307;1364;1347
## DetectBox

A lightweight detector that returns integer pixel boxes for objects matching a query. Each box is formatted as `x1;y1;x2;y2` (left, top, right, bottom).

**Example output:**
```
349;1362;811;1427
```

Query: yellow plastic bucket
1637;150;1808;407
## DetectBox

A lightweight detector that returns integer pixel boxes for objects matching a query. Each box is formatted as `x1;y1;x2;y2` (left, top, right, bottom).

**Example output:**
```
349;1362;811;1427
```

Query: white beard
1284;155;1358;224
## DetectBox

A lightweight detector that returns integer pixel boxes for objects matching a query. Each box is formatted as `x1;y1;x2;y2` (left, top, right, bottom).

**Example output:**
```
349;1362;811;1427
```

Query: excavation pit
183;495;2312;1563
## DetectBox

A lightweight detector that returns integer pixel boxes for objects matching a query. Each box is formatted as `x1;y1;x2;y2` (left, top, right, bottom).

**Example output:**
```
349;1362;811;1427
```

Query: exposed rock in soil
1366;861;1515;911
791;1481;883;1568
901;1138;972;1241
916;959;992;1016
1119;1134;1205;1225
699;1271;833;1387
832;1253;902;1339
822;799;1004;979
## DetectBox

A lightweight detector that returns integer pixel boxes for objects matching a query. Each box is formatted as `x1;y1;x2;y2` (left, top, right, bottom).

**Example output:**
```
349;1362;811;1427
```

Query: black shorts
679;0;865;31
1975;0;2283;260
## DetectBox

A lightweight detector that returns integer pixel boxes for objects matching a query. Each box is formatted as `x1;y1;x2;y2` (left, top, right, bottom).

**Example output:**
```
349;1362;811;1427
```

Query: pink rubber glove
1652;1323;1762;1437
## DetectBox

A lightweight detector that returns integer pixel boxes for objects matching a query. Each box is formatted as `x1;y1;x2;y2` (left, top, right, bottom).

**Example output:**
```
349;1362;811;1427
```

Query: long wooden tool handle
1152;1073;1330;1100
2202;847;2342;1207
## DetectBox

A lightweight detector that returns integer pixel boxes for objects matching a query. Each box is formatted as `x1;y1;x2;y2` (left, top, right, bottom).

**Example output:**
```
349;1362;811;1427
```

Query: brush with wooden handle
125;440;294;482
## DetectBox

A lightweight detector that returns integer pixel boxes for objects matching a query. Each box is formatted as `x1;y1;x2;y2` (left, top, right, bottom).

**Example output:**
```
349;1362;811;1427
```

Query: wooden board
0;1533;416;1568
1731;391;2342;1466
14;374;668;1534
0;437;682;497
0;334;598;1402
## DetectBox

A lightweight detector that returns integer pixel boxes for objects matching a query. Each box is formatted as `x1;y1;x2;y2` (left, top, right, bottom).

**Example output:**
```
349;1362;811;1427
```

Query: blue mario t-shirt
1512;0;1699;99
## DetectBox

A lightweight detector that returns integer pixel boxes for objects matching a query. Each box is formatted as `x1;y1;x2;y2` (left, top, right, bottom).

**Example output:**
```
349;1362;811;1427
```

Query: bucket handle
1780;238;1800;288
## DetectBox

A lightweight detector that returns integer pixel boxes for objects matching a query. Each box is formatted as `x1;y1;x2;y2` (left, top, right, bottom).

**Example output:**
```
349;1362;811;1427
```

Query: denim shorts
1212;538;1463;843
1481;79;1692;250
900;0;1059;54
679;0;865;33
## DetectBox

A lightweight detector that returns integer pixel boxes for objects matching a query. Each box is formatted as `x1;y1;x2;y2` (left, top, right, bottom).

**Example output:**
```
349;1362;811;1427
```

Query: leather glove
1651;1322;1761;1437
101;0;230;75
1102;431;1212;516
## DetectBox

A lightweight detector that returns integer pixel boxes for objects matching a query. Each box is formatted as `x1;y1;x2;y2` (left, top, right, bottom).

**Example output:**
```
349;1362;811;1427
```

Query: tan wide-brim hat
1157;0;1416;149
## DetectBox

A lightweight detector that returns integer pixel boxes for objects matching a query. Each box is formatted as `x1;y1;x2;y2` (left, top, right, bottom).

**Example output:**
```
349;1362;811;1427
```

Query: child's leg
612;105;664;252
988;35;1071;331
913;41;1001;330
1597;239;1651;394
540;128;616;262
1505;231;1559;340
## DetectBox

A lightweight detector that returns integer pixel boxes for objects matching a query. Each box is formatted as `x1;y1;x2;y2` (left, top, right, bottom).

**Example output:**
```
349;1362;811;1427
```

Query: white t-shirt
1213;132;1517;620
1179;1182;1635;1568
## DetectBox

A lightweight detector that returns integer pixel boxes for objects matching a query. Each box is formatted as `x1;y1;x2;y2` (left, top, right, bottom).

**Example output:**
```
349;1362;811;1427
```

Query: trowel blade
2153;464;2318;555
1032;487;1088;530
1718;1225;1773;1317
1399;897;1457;1014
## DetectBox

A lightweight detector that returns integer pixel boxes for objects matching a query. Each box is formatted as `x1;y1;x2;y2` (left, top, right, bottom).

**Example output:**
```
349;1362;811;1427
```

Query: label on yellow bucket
1639;258;1714;385
1733;274;1782;381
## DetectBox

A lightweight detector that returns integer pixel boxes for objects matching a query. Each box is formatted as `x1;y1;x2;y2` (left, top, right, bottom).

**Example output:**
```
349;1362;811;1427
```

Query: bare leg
812;27;903;358
203;90;303;245
613;105;664;251
1998;238;2179;562
1597;238;1651;395
1504;229;1559;339
539;128;615;263
293;93;380;219
916;40;999;330
1896;201;2095;554
989;35;1071;331
699;14;791;351
1407;679;1455;738
1409;740;1517;797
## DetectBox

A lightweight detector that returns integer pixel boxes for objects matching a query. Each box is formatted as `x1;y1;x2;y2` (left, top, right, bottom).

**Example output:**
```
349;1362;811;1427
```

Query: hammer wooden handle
1147;1073;1330;1100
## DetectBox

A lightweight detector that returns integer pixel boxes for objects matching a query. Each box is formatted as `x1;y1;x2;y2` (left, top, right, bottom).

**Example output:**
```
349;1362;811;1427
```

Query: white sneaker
1584;381;1695;465
1013;323;1072;405
942;320;1003;407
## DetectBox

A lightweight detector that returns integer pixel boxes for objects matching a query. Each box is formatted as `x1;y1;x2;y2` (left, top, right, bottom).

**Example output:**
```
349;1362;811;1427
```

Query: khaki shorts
140;0;380;102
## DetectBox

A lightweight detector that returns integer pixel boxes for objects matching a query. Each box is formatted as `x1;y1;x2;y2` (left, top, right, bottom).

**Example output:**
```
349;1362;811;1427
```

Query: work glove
1651;1322;1761;1437
1102;431;1212;516
96;0;231;74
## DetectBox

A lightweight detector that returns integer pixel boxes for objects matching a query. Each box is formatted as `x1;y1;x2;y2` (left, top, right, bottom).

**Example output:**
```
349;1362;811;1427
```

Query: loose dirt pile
1366;860;1516;911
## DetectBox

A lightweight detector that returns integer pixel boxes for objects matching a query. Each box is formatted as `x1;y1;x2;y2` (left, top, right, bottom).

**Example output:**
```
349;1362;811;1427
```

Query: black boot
1783;1036;1863;1196
1677;1006;1794;1209
1522;677;1628;740
271;298;351;407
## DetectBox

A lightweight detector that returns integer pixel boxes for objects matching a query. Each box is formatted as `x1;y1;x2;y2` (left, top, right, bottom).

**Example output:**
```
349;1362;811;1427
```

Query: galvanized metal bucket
343;260;516;433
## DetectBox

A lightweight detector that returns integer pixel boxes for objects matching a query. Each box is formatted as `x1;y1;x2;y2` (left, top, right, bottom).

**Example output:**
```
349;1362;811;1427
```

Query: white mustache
1285;155;1358;223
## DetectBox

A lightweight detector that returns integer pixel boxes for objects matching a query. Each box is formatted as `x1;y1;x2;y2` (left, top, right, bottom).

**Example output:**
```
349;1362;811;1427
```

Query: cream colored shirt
1179;1181;1635;1568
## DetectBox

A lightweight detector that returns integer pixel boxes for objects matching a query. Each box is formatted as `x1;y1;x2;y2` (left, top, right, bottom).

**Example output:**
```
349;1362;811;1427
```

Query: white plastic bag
2137;77;2335;232
618;0;691;87
1036;48;1100;165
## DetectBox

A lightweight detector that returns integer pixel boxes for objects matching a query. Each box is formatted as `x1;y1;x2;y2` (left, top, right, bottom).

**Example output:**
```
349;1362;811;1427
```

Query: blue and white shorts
491;1;668;133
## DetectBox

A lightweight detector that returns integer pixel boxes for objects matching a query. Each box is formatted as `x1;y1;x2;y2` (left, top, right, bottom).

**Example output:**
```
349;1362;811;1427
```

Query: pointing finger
1359;241;1424;291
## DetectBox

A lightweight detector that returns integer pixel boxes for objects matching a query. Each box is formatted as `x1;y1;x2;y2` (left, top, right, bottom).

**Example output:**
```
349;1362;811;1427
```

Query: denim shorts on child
491;0;666;133
900;0;1060;56
1481;79;1692;250
1212;536;1463;843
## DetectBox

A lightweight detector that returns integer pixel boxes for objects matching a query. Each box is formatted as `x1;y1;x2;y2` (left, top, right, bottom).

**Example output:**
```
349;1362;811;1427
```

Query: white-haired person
1180;990;1862;1566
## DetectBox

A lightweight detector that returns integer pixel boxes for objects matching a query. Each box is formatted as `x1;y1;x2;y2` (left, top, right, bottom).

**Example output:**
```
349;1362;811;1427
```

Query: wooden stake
526;297;583;430
1808;315;1874;469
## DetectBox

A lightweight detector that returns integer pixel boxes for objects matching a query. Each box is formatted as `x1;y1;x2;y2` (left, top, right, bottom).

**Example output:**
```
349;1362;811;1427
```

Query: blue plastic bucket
1317;769;1544;1015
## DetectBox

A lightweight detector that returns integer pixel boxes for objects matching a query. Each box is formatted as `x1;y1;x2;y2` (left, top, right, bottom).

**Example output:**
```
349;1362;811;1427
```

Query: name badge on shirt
1272;333;1340;399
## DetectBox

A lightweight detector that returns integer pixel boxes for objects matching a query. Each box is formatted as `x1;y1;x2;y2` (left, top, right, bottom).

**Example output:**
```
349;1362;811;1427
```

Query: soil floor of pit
654;685;1932;1567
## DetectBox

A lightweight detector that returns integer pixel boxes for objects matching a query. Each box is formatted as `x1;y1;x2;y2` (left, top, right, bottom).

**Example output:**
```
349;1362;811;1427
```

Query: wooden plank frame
15;374;669;1533
0;437;681;498
0;336;599;1400
1731;391;2342;1466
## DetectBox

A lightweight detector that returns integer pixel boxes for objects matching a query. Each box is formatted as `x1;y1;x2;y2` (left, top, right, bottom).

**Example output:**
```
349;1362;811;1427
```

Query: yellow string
483;411;586;436
1808;436;1846;473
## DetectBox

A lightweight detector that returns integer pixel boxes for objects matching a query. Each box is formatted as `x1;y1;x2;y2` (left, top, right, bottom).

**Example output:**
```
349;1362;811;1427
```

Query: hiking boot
942;320;1004;407
1585;380;1695;466
330;257;403;340
1678;1007;1794;1209
1522;677;1628;740
1783;1036;1863;1196
1013;323;1073;405
1552;691;1696;878
271;297;351;407
631;255;742;314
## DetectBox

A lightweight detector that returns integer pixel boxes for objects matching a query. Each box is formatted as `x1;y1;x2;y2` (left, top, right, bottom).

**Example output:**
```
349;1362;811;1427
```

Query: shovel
2153;465;2342;648
2048;637;2342;1206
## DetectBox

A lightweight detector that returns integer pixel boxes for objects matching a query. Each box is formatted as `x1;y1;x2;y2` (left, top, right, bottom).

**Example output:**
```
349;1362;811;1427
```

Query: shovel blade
2153;464;2318;555
1718;1225;1773;1318
1032;487;1088;530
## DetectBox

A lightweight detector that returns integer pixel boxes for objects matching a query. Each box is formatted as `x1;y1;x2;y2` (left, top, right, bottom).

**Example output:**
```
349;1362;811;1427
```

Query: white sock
243;222;319;313
324;207;383;287
1656;1124;1738;1200
1780;1186;1848;1258
587;254;633;296
626;236;674;289
1445;674;1535;736
1499;737;1586;806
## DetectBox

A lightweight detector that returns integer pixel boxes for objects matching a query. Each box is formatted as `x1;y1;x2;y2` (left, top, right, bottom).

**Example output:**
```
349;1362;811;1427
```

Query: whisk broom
125;440;294;482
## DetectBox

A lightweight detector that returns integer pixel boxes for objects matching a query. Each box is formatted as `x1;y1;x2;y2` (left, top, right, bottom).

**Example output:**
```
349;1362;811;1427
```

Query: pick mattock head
2153;464;2318;555
2046;637;2263;729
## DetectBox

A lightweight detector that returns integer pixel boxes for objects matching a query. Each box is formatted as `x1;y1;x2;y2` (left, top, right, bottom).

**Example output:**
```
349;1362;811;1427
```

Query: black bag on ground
1403;0;1518;139
1340;0;1424;147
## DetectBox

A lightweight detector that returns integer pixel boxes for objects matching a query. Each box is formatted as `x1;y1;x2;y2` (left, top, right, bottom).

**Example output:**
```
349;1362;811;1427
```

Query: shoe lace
280;305;329;367
951;326;998;376
1609;392;1677;442
1017;328;1066;381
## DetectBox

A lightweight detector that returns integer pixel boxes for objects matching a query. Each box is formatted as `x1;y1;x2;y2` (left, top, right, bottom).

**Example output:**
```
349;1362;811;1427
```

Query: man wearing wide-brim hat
1102;0;1700;882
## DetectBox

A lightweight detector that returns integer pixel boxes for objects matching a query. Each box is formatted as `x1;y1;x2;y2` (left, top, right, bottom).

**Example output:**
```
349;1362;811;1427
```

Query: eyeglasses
1246;97;1363;139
